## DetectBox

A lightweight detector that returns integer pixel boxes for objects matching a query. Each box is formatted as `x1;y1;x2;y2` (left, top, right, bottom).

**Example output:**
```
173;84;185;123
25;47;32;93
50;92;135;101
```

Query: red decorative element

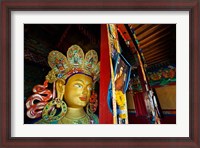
90;91;97;103
117;27;127;41
99;24;113;124
66;68;83;76
26;80;52;119
169;69;176;78
55;58;65;71
117;25;136;54
89;91;98;112
161;68;176;79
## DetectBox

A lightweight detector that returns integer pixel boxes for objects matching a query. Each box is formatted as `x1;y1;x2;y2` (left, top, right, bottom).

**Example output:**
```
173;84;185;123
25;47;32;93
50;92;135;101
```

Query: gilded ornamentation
46;45;100;83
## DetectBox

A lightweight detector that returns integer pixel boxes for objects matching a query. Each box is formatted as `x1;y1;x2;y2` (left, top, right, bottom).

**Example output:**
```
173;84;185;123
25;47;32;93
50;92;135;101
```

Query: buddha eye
88;87;92;91
74;83;83;88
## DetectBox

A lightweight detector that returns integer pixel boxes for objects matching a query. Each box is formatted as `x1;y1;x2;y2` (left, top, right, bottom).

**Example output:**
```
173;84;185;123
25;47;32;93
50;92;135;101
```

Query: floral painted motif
147;65;176;86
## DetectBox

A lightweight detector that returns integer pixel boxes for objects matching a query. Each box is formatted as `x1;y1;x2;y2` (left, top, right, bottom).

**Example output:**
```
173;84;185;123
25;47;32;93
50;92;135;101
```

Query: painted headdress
46;45;100;83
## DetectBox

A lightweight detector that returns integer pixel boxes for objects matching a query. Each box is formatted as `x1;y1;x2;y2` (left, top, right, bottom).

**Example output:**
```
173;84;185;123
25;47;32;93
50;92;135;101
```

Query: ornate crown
46;45;100;83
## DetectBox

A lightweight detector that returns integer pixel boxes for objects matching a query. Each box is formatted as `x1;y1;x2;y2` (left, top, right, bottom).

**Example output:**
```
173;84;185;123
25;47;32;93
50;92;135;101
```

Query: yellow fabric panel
155;85;176;110
126;91;135;109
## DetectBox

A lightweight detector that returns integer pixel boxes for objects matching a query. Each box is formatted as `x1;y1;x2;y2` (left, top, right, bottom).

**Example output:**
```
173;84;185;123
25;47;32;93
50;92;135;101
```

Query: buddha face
64;74;93;108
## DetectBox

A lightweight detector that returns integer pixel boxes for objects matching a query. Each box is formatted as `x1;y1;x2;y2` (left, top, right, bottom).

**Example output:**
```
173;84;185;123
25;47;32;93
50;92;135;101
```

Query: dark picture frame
114;53;131;93
0;0;199;148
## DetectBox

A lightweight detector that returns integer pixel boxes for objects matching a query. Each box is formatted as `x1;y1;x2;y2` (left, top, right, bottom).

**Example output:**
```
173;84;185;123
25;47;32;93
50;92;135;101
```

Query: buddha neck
59;107;90;124
64;107;86;119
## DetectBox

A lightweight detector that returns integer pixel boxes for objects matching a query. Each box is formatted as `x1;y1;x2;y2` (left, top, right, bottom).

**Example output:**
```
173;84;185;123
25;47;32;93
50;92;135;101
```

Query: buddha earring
42;80;67;123
42;99;67;123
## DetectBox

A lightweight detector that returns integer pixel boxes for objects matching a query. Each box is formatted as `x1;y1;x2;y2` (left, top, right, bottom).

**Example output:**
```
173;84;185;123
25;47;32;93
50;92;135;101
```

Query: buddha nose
82;86;88;95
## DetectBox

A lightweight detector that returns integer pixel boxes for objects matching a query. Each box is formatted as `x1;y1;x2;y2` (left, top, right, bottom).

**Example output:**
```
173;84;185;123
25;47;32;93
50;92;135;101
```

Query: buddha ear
56;79;65;99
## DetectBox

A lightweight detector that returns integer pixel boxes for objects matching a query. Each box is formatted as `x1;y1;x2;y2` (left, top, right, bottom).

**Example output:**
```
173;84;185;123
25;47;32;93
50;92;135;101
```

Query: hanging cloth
133;92;148;116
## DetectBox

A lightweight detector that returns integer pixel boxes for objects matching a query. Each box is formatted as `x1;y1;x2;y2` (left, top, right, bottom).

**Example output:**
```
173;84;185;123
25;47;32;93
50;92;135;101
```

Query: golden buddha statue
26;45;100;124
57;74;94;124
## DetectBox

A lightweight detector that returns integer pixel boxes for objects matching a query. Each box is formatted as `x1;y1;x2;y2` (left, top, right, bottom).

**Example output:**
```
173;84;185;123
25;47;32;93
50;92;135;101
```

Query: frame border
0;0;199;147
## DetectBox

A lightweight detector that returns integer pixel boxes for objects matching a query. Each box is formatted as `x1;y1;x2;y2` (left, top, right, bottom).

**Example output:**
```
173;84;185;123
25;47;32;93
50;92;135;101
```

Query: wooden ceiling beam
147;59;171;66
141;37;171;52
146;55;171;64
136;24;155;37
139;25;171;45
144;48;170;59
140;31;171;49
136;24;161;40
142;42;171;55
131;24;143;30
128;24;176;67
134;24;153;35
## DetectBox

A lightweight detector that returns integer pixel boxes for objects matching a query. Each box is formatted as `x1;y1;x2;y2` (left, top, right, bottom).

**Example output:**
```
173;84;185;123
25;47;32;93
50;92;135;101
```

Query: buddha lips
79;97;87;101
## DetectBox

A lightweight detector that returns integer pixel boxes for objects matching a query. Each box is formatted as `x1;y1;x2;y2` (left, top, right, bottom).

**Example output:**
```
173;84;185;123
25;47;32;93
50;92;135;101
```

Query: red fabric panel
133;92;148;116
99;24;113;124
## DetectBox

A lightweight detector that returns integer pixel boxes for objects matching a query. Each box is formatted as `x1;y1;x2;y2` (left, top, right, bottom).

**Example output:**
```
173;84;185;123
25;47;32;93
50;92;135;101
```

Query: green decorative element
67;45;84;68
41;100;67;123
147;65;176;87
61;114;91;124
131;76;142;92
